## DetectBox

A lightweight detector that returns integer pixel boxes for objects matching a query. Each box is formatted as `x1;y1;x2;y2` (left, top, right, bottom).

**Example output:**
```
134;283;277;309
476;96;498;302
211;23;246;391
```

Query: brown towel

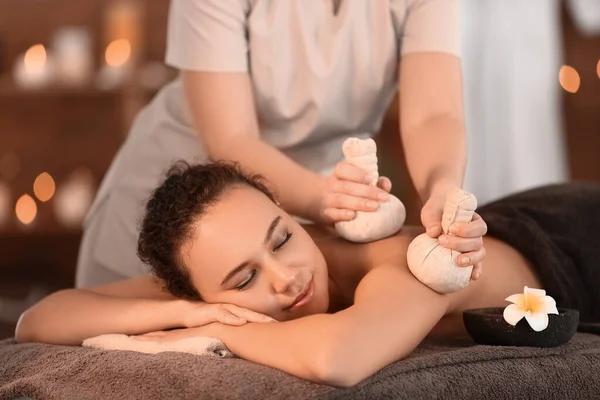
327;334;600;400
2;333;600;400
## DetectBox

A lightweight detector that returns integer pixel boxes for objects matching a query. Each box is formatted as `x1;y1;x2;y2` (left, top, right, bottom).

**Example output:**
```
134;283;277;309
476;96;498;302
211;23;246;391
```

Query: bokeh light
559;65;581;94
24;44;47;73
15;194;37;225
33;172;56;202
54;167;95;228
105;39;131;67
597;60;600;79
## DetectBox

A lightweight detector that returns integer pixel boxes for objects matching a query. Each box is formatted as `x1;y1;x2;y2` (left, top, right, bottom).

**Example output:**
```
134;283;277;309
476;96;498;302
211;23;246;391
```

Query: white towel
82;334;235;358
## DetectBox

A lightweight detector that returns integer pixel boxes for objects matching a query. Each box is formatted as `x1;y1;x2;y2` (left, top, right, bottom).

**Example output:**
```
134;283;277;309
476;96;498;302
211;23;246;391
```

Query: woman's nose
266;261;299;294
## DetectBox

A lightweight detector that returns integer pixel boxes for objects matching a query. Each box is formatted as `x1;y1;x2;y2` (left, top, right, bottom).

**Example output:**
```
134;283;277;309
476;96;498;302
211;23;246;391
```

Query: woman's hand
181;302;276;328
420;192;488;280
317;160;393;224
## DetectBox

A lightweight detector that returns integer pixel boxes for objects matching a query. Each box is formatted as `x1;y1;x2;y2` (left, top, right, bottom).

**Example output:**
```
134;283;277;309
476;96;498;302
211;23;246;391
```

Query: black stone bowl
463;307;579;348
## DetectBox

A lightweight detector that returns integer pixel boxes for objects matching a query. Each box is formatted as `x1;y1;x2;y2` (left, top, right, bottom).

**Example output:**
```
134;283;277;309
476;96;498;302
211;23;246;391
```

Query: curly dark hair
137;161;277;300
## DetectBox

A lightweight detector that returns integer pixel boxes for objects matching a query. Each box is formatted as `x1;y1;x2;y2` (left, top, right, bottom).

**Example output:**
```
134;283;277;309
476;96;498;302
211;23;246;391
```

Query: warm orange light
597;60;600;79
559;65;580;94
24;44;47;72
105;39;131;67
33;172;56;202
15;194;37;225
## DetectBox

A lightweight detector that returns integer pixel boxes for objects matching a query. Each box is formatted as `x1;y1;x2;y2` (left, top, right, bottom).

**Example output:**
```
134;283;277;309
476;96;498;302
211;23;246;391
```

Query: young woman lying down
15;162;600;387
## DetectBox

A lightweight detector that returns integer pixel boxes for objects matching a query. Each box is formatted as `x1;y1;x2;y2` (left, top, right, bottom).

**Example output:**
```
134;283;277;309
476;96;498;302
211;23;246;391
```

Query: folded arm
210;262;449;387
15;276;187;345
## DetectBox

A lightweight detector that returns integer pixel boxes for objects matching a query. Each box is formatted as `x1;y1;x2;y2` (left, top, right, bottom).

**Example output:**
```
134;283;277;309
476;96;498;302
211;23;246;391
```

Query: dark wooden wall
561;4;600;182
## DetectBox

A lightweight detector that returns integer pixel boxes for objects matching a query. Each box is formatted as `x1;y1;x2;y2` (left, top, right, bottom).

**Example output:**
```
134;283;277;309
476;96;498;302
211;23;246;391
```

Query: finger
377;177;392;193
225;304;277;323
456;246;487;268
448;213;488;238
216;310;247;326
471;262;483;280
421;208;444;239
438;235;483;253
323;208;356;223
324;192;380;213
334;161;376;184
425;224;442;238
330;179;389;202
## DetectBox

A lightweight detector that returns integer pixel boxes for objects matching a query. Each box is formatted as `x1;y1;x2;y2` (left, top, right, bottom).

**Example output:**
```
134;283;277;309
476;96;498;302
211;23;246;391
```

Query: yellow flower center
524;291;543;313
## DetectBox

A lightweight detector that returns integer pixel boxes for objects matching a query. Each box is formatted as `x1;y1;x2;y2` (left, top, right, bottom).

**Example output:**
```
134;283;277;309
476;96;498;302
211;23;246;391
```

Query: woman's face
181;185;330;321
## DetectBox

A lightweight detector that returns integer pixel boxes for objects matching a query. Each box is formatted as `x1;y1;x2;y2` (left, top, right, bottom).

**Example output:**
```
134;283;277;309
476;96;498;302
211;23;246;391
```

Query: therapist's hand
317;160;392;225
421;192;488;280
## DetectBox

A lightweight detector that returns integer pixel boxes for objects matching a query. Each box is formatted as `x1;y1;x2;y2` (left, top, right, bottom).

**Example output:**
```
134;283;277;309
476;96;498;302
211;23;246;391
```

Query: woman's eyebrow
221;261;251;287
264;216;281;245
220;216;282;287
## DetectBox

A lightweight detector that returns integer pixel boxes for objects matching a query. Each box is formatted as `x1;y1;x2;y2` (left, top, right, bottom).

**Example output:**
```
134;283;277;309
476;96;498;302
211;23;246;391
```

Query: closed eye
274;232;292;251
234;232;292;291
235;269;257;291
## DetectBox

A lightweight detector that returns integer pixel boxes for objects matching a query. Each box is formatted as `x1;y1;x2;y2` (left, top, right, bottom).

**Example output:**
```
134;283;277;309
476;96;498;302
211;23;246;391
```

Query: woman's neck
327;274;351;313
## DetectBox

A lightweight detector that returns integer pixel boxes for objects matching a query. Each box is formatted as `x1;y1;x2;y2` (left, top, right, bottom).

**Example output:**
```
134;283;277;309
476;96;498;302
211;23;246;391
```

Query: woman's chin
286;293;329;320
308;290;330;316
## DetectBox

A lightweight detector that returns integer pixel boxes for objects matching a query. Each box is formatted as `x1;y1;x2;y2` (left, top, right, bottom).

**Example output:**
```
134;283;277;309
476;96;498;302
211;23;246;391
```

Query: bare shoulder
303;224;422;286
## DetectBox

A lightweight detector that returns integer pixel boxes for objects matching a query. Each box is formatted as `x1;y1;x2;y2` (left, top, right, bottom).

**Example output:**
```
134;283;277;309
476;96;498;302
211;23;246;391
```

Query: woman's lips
287;279;314;311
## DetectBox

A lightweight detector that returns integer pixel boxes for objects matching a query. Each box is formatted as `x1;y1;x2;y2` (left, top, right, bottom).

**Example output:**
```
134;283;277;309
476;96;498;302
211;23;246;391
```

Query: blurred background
0;0;598;339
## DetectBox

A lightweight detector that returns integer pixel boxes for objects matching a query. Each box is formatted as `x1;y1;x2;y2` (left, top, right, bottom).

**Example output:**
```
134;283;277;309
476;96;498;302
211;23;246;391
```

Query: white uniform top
77;0;460;285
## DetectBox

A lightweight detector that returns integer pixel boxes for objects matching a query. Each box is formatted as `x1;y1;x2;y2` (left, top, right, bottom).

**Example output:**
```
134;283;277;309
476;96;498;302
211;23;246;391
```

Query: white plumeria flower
503;286;559;332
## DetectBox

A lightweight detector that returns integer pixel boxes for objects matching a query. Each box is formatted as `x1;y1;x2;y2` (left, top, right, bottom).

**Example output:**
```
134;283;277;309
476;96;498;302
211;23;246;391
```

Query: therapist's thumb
421;203;442;238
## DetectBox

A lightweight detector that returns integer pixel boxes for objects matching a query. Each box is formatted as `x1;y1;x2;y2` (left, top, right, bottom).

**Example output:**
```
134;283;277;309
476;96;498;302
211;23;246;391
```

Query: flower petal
540;296;559;315
503;304;528;326
525;312;550;332
525;287;546;298
505;293;525;306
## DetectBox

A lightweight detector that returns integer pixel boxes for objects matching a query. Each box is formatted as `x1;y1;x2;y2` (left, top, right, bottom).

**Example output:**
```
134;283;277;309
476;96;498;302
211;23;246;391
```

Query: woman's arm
398;53;466;201
15;275;275;345
14;276;188;345
182;71;392;225
204;261;449;387
397;52;488;276
168;1;328;223
182;71;326;223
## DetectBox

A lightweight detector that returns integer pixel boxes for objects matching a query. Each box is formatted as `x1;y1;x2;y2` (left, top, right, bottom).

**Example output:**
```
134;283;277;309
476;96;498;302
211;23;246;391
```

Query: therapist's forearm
401;115;466;201
208;136;326;222
182;71;326;223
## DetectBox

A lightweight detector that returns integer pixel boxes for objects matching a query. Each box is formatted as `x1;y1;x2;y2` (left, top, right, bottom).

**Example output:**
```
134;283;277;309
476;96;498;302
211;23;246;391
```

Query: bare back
305;225;543;336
